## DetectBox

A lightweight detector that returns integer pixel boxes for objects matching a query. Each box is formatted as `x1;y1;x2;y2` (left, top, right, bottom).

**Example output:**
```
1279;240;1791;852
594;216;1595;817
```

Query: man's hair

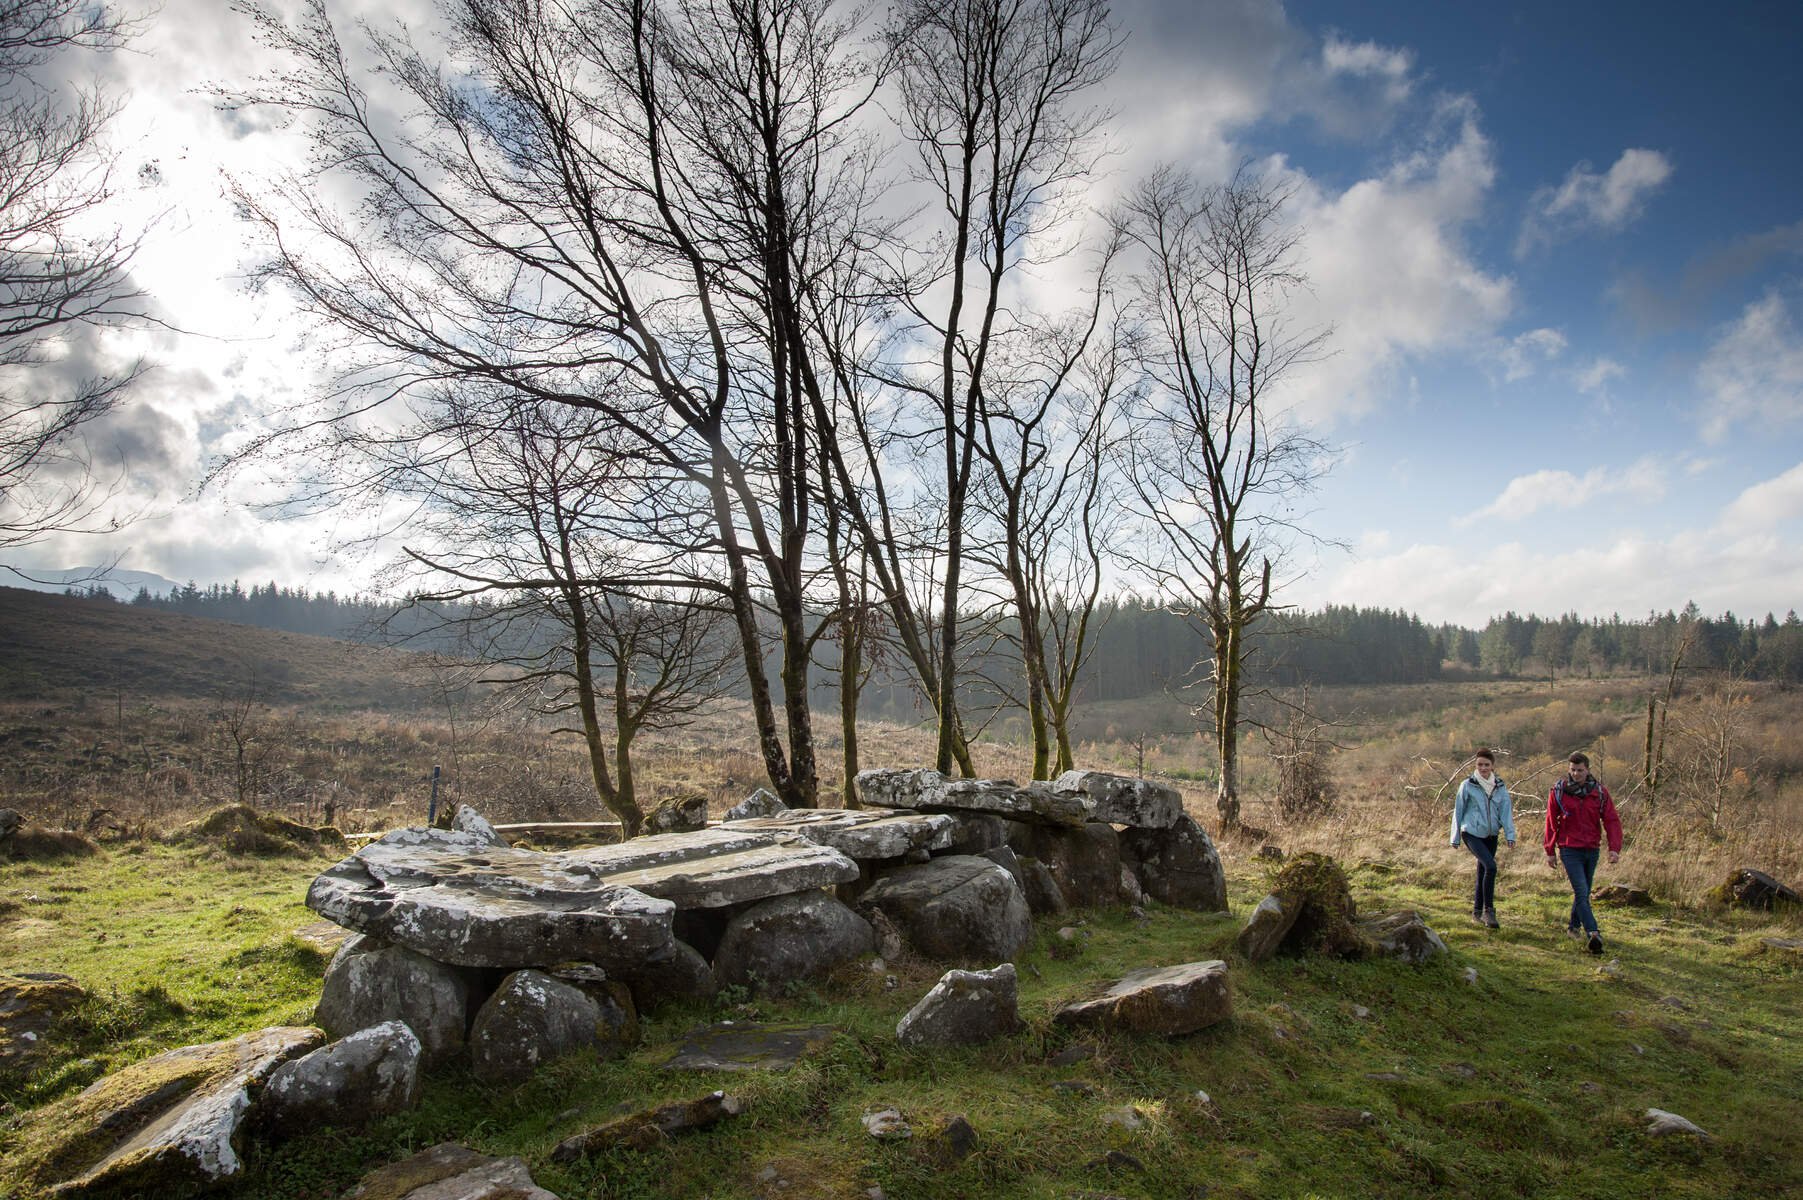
1568;751;1590;767
1474;748;1495;762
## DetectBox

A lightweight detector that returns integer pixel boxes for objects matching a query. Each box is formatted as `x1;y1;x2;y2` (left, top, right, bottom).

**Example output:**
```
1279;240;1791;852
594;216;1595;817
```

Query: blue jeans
1462;832;1499;913
1560;847;1601;935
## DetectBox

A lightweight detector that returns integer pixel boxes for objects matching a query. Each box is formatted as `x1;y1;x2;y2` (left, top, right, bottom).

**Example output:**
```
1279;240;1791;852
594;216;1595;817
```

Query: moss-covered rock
12;1024;322;1197
0;972;87;1079
1268;852;1364;958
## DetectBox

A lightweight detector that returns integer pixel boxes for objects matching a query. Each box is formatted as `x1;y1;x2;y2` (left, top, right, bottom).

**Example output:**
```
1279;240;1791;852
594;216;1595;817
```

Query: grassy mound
2;827;99;861
170;805;346;858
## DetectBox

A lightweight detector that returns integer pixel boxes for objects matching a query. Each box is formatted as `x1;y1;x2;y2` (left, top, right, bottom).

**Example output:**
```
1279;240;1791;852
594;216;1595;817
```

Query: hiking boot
1471;912;1487;926
1587;932;1604;956
1482;908;1500;929
1566;926;1584;941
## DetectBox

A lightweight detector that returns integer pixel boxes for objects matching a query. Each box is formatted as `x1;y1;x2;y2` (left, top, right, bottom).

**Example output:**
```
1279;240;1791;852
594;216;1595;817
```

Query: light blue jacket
1451;776;1516;846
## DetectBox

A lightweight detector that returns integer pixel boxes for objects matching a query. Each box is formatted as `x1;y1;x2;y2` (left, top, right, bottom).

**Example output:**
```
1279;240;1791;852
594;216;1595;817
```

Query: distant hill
2;566;184;597
0;586;444;710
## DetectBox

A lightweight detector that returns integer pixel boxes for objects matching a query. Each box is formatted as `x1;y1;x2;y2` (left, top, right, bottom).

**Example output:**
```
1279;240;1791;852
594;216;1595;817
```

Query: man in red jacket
1543;751;1623;955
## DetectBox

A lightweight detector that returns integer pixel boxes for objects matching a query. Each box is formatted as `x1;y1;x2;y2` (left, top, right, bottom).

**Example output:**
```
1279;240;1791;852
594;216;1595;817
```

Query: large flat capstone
719;807;954;860
307;827;676;970
856;769;1091;827
566;826;861;909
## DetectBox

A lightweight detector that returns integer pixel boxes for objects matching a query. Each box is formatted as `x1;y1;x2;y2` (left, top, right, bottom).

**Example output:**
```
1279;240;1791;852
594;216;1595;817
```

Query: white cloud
1492;327;1567;382
1517;148;1673;255
1273;99;1515;422
1697;290;1803;441
1459;455;1665;524
1720;462;1803;533
1573;357;1625;395
1307;529;1803;627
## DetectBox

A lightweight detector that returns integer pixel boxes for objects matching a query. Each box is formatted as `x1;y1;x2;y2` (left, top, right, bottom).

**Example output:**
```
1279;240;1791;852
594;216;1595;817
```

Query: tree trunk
1214;619;1242;829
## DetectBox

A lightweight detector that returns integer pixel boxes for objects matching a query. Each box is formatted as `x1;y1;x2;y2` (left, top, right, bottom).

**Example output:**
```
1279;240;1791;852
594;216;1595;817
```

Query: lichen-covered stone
720;808;953;861
256;1020;422;1134
723;788;786;822
1006;822;1121;909
468;969;637;1086
450;804;507;847
619;939;717;1013
1236;893;1301;963
551;1090;744;1160
1053;961;1231;1037
316;934;476;1066
1358;911;1448;964
567;827;861;909
0;971;86;1078
307;827;676;971
1047;770;1184;828
1119;815;1228;912
712;892;874;993
859;856;1032;964
895;964;1020;1048
645;792;710;834
343;1142;560;1200
855;769;1091;826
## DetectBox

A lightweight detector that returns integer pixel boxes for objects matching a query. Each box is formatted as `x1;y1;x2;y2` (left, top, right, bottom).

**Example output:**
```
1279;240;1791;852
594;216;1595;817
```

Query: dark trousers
1462;832;1499;913
1560;846;1601;935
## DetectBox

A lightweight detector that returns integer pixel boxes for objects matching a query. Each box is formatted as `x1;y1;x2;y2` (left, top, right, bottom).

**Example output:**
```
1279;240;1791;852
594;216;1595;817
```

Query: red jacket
1543;778;1622;855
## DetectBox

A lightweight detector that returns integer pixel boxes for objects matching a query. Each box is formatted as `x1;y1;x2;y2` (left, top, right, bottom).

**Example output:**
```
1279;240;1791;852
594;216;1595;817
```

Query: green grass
2;844;1799;1200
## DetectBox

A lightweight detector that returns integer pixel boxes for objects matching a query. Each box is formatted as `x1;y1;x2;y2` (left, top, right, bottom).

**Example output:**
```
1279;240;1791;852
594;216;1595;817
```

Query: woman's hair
1473;748;1495;763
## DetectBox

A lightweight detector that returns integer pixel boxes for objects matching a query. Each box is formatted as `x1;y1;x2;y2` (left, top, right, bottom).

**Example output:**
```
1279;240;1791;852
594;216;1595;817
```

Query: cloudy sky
11;0;1803;626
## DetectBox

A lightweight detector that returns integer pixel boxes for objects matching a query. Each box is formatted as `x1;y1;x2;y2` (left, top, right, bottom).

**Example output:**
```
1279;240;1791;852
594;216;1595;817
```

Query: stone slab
856;769;1091;827
1049;771;1184;829
307;827;675;971
660;1022;839;1073
719;807;954;860
569;828;861;909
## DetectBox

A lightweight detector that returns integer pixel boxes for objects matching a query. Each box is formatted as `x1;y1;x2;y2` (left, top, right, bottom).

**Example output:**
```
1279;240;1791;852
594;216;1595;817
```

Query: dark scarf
1554;774;1599;822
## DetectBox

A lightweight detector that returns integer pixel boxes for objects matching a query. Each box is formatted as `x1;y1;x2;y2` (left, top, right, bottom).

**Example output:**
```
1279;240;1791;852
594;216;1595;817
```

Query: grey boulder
307;827;676;971
645;792;710;834
1007;822;1121;909
468;968;637;1086
344;1142;560;1200
619;939;718;1013
1236;893;1302;963
712;891;875;992
0;971;87;1078
1119;816;1228;912
859;855;1032;964
723;788;786;822
856;769;1091;827
316;934;475;1066
1053;961;1232;1037
1048;770;1183;828
450;804;507;847
1358;911;1448;964
895;963;1020;1048
567;826;861;910
256;1020;422;1134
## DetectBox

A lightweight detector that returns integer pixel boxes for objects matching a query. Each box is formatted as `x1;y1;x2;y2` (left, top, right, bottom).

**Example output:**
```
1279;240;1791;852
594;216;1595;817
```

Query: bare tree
1119;167;1333;830
808;0;1121;776
231;0;885;806
394;397;737;837
1669;679;1761;836
0;0;150;556
970;269;1126;777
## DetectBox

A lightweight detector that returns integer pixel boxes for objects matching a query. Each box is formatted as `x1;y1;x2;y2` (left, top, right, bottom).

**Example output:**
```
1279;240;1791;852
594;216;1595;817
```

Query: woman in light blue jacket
1450;748;1516;928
